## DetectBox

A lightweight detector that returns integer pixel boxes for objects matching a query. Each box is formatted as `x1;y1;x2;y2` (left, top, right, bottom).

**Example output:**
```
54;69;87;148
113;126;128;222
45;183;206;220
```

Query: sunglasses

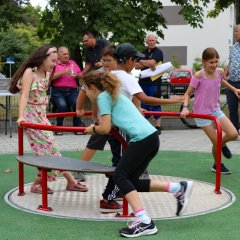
83;38;90;43
100;59;115;63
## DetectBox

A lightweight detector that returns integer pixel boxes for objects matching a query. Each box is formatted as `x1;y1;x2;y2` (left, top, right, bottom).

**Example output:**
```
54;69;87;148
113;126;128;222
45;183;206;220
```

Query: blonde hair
82;71;121;101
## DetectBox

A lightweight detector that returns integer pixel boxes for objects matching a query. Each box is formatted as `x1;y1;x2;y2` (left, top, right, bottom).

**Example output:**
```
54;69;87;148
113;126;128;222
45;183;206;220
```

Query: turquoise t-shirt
97;91;156;142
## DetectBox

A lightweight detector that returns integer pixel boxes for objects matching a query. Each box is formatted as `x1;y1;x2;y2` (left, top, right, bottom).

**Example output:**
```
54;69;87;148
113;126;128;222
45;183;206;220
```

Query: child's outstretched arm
134;92;184;106
76;88;87;117
180;86;194;119
84;115;112;135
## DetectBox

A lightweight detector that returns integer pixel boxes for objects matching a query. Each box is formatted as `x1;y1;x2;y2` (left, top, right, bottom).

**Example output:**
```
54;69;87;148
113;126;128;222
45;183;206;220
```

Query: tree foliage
37;0;238;66
39;0;166;50
0;0;238;75
0;0;33;30
0;1;47;75
0;24;44;75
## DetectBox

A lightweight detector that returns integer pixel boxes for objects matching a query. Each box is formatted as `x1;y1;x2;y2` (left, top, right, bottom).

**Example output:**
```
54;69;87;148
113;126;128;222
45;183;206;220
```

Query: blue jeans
51;87;83;127
140;84;162;119
226;81;240;131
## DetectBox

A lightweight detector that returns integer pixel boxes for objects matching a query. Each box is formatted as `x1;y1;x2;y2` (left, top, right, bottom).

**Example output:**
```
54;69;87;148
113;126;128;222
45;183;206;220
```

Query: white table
0;91;15;138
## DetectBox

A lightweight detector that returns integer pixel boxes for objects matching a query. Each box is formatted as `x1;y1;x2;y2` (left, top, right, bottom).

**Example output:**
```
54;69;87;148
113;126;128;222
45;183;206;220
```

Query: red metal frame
18;127;25;196
144;111;222;194
17;111;222;214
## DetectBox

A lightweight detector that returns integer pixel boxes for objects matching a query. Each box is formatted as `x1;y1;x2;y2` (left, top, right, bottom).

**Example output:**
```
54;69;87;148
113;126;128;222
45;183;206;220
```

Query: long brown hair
9;44;56;93
81;71;121;101
202;47;219;61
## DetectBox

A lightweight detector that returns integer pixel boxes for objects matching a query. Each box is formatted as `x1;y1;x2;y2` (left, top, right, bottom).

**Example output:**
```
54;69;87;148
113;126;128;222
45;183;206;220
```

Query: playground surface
0;129;240;240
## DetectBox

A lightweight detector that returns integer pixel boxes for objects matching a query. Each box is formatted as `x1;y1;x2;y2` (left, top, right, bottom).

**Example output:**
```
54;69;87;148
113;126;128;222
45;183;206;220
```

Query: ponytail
82;71;121;101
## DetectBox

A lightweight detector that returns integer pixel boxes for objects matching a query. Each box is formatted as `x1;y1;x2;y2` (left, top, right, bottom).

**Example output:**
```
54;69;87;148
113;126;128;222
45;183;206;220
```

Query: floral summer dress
17;71;61;157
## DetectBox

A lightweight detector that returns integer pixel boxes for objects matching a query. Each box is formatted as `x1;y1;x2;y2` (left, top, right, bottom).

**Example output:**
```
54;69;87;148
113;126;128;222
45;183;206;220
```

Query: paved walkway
0;129;239;155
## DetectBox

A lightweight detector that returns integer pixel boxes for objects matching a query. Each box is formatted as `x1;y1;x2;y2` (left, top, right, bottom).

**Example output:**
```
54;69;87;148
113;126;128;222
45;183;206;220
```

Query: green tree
0;0;32;30
0;24;45;76
192;57;203;73
0;1;50;75
37;0;239;67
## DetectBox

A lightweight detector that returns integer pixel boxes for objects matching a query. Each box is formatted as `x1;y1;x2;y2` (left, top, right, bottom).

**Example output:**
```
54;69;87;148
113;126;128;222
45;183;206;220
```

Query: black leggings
112;131;159;195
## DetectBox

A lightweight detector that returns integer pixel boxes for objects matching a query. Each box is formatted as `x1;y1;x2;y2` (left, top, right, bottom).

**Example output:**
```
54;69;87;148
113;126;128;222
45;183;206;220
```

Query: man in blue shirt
82;31;109;75
135;34;163;135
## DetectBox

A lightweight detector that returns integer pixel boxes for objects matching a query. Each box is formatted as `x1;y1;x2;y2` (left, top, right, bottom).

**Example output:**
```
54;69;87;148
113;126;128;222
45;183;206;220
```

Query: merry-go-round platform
4;174;235;221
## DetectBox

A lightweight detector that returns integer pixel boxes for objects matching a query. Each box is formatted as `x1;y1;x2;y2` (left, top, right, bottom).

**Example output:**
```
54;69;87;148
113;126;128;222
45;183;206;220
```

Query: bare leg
81;147;97;161
202;124;218;162
124;190;144;212
203;117;238;163
220;116;238;144
155;118;161;128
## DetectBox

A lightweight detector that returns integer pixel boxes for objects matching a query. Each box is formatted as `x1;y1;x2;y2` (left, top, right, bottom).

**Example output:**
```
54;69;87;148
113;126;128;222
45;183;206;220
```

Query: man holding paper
135;34;163;135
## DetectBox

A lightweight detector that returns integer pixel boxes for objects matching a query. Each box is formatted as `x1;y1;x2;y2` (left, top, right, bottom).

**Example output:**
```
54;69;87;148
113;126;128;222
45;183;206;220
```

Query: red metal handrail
17;111;222;212
18;111;222;193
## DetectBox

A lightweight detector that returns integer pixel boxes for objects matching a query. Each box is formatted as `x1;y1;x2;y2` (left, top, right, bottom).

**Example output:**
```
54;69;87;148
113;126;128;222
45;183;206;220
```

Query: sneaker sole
120;226;158;238
74;178;86;182
211;168;232;175
114;197;123;201
100;208;123;213
178;181;193;216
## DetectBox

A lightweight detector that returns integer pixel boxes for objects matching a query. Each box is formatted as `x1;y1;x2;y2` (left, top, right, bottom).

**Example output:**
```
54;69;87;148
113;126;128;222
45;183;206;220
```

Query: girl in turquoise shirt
83;71;193;238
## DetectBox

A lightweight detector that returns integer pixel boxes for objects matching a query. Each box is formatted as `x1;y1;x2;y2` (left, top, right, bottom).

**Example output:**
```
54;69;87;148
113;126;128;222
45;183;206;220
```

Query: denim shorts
194;109;225;127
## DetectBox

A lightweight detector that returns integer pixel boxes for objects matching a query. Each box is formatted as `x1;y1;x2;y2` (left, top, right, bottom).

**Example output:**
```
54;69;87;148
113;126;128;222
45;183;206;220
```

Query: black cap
115;43;145;59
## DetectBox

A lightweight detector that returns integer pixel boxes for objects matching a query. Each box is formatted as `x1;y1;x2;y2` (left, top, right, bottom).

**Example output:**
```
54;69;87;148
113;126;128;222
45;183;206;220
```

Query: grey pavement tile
0;129;239;155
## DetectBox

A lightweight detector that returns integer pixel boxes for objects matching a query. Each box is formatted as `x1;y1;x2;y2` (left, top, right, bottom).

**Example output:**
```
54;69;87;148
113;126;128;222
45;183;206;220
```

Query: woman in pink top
51;46;84;135
181;47;240;174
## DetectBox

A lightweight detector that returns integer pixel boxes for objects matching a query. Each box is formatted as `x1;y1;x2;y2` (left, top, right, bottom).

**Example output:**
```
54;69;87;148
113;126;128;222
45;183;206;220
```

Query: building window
158;6;187;25
160;46;187;65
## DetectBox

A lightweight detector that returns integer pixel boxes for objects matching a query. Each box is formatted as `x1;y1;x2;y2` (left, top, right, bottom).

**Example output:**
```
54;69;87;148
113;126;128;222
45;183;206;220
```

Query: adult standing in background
82;31;109;75
135;34;163;135
51;46;84;135
224;24;240;134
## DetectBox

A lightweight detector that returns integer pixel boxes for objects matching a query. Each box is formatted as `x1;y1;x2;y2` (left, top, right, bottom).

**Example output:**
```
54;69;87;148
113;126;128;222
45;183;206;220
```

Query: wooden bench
16;156;131;217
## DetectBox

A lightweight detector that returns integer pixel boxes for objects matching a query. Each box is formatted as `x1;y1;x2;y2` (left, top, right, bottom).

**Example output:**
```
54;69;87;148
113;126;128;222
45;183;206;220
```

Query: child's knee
231;131;238;140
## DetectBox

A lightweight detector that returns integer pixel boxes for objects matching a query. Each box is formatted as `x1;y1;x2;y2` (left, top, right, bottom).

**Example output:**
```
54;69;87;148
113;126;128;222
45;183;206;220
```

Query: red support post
37;169;53;212
18;126;25;196
214;118;222;194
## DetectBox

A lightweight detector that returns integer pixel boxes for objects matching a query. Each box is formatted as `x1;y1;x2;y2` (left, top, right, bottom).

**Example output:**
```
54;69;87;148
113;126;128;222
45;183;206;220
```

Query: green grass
0;150;240;240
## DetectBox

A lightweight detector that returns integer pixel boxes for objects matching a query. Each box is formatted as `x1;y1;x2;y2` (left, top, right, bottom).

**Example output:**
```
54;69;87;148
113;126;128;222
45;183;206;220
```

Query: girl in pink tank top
180;47;240;174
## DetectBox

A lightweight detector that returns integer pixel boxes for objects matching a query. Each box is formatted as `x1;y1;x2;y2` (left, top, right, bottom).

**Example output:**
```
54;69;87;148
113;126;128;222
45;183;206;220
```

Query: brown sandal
66;181;88;192
30;184;54;194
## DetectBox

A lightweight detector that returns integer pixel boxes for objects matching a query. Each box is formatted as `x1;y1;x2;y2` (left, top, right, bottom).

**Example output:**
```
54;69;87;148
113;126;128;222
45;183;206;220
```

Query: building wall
153;1;235;69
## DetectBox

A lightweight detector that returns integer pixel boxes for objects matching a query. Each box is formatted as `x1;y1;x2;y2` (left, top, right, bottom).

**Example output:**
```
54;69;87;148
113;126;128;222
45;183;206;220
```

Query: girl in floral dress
9;45;88;193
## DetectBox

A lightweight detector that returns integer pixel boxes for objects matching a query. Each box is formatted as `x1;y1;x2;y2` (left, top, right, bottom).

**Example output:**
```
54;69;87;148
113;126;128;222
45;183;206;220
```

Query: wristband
183;105;189;108
93;125;97;134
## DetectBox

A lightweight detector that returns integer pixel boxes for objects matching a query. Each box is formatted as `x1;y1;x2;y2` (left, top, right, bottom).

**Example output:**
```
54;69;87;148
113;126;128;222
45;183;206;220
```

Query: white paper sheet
140;62;173;79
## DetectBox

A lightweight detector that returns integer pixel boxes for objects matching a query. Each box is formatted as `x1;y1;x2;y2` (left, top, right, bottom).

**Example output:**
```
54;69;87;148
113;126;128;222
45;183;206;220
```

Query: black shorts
86;133;109;150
